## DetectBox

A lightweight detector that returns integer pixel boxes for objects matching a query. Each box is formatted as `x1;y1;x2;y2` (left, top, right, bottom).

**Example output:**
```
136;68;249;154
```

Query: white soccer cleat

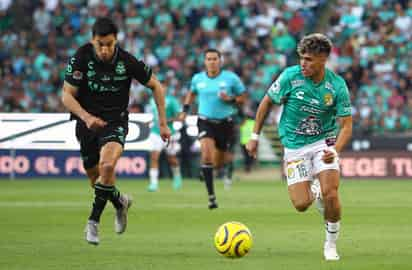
324;242;340;261
311;178;324;216
85;220;99;245
115;194;133;234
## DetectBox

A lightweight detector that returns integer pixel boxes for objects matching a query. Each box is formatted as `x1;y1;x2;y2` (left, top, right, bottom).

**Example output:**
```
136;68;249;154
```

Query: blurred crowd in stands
0;0;410;136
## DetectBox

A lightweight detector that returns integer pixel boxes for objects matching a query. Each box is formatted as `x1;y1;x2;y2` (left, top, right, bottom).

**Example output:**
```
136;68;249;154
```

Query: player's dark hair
297;33;332;56
92;17;118;37
204;48;221;58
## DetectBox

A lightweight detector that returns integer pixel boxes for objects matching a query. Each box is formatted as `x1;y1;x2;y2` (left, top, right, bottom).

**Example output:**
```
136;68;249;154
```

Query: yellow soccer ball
214;221;253;258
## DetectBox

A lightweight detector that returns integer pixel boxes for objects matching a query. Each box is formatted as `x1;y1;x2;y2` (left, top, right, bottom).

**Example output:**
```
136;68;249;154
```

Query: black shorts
197;117;235;151
75;120;128;169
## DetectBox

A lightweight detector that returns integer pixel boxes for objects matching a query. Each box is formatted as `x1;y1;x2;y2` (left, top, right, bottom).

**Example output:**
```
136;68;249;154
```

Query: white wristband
250;132;259;141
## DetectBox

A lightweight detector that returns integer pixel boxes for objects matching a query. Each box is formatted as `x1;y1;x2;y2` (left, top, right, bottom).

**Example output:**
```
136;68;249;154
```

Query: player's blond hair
297;33;333;56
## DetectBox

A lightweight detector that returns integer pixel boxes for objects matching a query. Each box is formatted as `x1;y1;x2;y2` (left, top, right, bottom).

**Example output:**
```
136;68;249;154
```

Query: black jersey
64;43;152;122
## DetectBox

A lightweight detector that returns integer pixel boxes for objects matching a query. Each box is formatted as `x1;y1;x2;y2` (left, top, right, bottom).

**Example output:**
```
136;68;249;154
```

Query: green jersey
149;94;181;135
267;65;351;149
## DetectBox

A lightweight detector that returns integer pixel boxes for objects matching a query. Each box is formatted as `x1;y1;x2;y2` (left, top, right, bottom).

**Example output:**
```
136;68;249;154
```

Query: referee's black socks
201;163;215;197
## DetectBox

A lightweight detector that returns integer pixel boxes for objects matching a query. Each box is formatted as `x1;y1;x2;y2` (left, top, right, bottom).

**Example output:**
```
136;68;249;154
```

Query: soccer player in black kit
61;17;171;245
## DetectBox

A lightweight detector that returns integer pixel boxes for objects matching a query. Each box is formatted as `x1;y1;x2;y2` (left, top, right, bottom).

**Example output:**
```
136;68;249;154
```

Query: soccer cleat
172;175;182;190
85;220;99;245
208;200;218;210
324;241;340;261
115;194;133;234
311;178;324;216
147;183;158;192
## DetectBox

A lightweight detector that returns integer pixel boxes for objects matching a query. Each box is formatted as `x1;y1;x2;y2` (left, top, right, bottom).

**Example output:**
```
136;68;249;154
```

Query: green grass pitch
0;178;411;270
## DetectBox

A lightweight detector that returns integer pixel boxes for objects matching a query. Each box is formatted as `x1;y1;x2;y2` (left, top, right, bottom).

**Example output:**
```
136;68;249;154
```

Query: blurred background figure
146;85;182;192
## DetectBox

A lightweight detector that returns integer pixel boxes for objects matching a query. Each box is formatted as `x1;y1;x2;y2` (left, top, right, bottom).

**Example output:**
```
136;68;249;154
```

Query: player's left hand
322;148;337;164
159;124;171;143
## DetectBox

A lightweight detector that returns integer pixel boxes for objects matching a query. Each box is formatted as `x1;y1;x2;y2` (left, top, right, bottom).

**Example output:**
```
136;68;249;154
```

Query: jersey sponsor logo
291;79;304;88
101;75;111;82
342;106;352;114
219;81;227;87
114;76;128;81
300;105;324;114
295;116;322;136
73;70;83;80
115;61;126;75
323;93;333;106
296;91;304;100
196;82;206;89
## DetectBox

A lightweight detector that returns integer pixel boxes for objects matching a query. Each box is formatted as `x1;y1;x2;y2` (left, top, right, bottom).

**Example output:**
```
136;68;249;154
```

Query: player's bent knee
323;189;338;203
292;200;311;212
99;161;116;175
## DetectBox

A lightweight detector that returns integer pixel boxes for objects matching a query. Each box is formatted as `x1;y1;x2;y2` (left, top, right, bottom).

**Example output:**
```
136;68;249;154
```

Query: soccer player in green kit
147;87;182;192
246;33;352;261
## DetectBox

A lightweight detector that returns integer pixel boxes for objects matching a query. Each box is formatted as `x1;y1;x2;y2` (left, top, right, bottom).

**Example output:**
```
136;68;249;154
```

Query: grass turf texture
0;179;411;270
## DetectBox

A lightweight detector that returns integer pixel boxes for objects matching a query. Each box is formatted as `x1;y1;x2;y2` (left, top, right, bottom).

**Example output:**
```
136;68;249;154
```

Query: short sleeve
336;81;352;117
266;70;290;104
129;57;152;85
64;52;85;87
232;73;246;95
190;75;198;94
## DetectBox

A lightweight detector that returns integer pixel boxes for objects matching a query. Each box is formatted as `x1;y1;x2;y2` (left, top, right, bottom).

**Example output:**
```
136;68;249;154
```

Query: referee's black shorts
197;116;235;152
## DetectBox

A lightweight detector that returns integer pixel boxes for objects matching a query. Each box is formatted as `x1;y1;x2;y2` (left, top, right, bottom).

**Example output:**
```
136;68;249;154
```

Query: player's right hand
85;115;107;130
159;124;171;143
177;112;187;122
246;139;258;159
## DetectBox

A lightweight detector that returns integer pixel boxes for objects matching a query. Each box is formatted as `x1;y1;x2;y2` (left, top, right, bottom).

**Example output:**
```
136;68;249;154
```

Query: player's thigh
99;141;124;167
199;137;216;163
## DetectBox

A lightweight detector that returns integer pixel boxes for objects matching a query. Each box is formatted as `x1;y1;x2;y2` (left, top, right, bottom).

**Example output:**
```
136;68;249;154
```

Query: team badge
73;70;83;80
115;61;126;74
323;93;333;106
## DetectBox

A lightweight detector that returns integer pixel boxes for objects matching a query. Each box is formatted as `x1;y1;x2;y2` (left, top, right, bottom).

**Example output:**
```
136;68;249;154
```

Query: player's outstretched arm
61;81;106;130
246;95;274;158
145;74;171;141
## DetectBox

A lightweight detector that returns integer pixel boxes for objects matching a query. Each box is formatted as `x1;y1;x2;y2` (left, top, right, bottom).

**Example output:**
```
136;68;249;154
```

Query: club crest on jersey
73;70;83;80
323;93;333;106
116;61;126;75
